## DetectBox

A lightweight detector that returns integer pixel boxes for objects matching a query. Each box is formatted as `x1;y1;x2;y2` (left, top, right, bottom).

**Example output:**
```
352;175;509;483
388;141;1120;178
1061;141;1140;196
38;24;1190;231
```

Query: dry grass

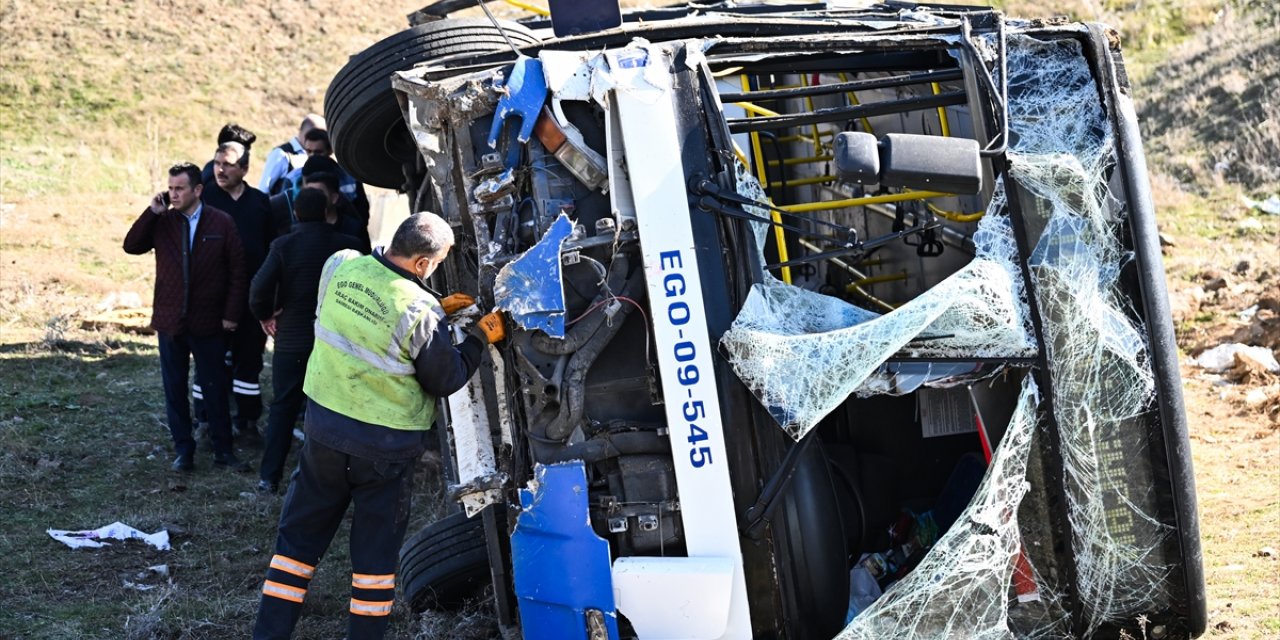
0;0;426;200
1136;4;1280;194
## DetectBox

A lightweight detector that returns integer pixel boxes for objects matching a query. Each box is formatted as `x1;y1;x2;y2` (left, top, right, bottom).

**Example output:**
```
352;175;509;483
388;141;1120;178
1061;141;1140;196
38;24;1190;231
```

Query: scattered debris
95;291;144;312
1236;218;1263;234
47;521;171;551
1203;275;1229;293
1242;194;1280;216
1195;343;1279;374
81;307;154;334
1243;388;1271;408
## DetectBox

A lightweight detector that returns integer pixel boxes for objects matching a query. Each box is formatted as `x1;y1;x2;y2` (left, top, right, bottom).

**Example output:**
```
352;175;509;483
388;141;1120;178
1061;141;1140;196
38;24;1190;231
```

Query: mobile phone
161;192;171;206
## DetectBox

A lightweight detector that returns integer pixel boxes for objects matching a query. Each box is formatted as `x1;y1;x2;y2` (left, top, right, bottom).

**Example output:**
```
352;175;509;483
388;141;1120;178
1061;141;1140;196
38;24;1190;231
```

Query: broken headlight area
359;4;1205;639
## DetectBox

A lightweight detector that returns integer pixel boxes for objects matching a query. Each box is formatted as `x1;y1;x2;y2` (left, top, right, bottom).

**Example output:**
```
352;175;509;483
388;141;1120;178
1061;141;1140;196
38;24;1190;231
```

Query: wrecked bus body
325;2;1205;638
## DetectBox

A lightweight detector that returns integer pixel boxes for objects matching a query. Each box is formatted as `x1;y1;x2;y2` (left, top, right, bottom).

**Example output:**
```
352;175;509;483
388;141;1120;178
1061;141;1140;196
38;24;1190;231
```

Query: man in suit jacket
124;162;252;472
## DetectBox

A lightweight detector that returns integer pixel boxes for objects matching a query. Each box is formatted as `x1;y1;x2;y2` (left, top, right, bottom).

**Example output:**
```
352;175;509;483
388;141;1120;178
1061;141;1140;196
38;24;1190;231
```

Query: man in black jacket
203;141;276;446
249;188;363;493
268;156;371;253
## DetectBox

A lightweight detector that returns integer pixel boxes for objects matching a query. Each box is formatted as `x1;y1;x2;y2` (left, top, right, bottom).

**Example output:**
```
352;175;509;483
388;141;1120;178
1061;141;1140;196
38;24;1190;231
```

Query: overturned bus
324;2;1206;638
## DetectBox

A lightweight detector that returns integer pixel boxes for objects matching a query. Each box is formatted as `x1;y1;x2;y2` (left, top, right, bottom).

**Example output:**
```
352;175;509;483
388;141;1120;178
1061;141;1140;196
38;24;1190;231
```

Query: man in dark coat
268;155;371;253
203;141;275;443
249;188;363;493
123;162;251;472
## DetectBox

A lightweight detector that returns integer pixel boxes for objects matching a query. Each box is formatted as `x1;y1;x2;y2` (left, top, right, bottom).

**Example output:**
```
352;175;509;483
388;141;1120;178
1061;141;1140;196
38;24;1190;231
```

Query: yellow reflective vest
304;250;440;430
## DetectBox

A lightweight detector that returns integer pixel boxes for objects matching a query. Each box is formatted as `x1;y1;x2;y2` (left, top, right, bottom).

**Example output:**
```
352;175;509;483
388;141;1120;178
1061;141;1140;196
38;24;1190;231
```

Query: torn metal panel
487;56;549;150
446;362;504;518
511;462;620;640
396;69;505;220
494;212;573;337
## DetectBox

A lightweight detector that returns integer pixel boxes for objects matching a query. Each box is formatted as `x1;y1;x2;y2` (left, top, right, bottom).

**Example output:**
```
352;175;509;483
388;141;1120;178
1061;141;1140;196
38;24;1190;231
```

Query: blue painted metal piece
494;213;572;338
488;56;549;150
512;462;620;640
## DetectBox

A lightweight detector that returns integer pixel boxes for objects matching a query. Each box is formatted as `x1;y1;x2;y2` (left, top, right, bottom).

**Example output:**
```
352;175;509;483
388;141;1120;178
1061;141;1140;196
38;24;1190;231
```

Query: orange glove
440;293;476;315
475;311;506;344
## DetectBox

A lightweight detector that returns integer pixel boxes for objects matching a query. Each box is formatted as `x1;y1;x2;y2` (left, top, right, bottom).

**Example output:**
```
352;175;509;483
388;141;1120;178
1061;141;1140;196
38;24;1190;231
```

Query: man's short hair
293;187;329;223
216;123;257;149
300;113;326;134
302;171;341;194
302;154;341;177
389;212;454;260
217;141;250;168
303;128;331;150
169;162;202;188
301;155;342;192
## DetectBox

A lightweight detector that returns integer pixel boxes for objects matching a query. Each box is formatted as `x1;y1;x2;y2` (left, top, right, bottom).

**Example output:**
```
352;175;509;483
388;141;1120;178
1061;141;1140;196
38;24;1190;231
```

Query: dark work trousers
253;438;416;640
193;319;266;430
229;318;267;427
258;349;310;486
157;331;233;457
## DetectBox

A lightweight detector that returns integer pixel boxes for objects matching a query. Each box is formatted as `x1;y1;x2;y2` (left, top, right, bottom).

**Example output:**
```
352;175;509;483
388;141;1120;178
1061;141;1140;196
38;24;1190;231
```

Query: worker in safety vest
252;212;504;640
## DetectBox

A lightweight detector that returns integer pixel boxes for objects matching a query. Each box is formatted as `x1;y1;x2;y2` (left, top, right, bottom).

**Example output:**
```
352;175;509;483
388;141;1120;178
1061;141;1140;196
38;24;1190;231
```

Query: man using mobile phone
124;162;251;472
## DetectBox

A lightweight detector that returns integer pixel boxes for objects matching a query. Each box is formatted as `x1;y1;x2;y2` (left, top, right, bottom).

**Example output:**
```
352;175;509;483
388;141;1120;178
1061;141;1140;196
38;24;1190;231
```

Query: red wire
561;295;652;367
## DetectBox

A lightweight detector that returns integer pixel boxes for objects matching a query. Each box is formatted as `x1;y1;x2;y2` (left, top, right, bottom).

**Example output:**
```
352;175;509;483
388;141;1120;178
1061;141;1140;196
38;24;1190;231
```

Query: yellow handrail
741;74;792;284
766;155;833;167
732;101;782;118
931;81;951;137
777;190;950;214
502;0;549;16
768;175;837;189
847;272;907;288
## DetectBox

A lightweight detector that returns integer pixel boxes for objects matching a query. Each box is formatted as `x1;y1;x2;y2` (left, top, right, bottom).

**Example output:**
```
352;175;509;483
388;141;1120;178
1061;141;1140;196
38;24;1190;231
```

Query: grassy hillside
0;0;426;198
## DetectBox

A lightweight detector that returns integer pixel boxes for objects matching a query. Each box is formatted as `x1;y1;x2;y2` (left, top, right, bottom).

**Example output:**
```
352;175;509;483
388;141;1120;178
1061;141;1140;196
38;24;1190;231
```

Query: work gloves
442;292;507;344
474;312;506;344
440;293;477;315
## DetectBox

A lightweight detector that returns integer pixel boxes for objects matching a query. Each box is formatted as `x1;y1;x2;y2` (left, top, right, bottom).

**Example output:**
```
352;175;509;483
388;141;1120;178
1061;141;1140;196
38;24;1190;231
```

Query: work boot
233;418;264;448
213;452;252;472
170;454;194;472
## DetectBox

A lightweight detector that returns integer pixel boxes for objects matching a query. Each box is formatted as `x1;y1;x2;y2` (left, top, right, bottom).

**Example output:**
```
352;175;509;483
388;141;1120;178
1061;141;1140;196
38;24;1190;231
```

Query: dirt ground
1160;209;1280;639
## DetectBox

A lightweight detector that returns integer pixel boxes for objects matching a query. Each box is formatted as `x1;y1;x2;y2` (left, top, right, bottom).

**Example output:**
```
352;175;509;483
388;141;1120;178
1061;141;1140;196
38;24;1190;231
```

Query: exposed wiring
562;294;652;369
614;295;651;369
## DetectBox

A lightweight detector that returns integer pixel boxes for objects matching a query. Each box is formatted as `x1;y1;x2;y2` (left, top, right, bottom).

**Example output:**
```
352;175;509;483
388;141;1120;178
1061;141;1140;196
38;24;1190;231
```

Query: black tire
772;438;850;639
325;18;539;189
399;510;491;611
